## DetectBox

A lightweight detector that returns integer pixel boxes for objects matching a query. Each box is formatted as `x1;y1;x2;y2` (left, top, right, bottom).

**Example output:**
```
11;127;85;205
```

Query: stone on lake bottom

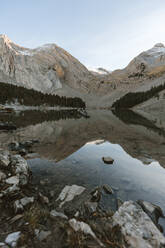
103;184;114;194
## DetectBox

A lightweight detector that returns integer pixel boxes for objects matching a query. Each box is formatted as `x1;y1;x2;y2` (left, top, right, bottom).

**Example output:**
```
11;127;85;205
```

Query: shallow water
1;109;165;228
28;140;165;210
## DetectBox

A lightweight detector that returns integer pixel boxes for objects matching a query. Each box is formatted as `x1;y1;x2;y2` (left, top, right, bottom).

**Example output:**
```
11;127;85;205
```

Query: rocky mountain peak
0;34;14;50
154;43;165;48
0;34;12;43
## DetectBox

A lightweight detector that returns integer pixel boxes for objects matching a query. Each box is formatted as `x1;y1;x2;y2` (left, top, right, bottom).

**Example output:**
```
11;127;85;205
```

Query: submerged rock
56;185;86;208
103;184;114;194
113;201;165;248
102;157;114;164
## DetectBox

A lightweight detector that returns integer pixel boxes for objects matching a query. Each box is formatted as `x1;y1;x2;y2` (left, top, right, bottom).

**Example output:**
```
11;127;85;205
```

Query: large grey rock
113;201;165;248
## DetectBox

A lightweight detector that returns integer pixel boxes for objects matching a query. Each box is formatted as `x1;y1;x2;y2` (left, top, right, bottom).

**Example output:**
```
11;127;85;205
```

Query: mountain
110;43;165;80
124;43;165;78
0;34;92;94
0;34;165;109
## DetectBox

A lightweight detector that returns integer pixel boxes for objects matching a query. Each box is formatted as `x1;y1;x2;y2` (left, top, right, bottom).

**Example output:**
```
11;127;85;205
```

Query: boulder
113;201;165;248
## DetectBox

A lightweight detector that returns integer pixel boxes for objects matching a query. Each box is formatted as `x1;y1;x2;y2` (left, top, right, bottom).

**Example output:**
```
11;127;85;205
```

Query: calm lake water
0;109;165;228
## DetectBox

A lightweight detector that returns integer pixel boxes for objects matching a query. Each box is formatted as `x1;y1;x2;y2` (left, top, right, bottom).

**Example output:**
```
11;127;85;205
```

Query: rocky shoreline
0;146;165;247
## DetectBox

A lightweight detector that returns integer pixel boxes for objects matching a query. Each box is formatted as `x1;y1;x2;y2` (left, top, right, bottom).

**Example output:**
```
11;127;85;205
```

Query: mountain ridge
0;34;165;109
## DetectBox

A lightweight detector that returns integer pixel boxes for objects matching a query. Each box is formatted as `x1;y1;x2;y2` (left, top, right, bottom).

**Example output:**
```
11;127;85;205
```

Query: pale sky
1;0;165;70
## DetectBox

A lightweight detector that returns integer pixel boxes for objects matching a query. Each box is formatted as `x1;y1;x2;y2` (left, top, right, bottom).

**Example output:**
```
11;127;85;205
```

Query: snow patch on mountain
88;67;111;75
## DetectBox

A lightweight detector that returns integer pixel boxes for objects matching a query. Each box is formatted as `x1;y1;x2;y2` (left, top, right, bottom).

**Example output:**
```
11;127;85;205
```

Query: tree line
0;82;86;108
112;82;165;109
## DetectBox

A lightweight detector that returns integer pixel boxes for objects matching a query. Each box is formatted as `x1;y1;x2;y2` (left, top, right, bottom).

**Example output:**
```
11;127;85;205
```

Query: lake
0;109;165;229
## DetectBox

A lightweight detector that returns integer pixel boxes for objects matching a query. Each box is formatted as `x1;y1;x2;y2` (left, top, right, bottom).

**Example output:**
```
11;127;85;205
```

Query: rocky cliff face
0;34;91;94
